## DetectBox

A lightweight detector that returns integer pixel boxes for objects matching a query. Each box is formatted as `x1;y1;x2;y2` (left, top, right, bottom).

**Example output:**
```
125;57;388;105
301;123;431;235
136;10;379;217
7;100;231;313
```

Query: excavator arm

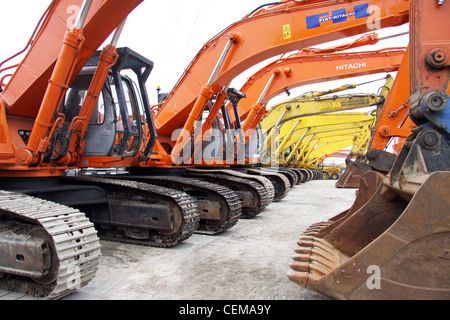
0;0;144;171
186;33;403;153
347;121;375;160
336;49;414;187
265;113;374;165
179;48;404;167
259;76;393;164
262;92;385;130
301;139;359;167
0;0;162;300
1;0;143;118
287;128;370;165
369;47;413;152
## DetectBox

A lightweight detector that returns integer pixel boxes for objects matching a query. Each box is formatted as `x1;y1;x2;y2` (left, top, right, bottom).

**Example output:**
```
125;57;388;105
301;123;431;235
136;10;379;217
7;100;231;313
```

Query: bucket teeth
289;236;347;290
293;250;337;272
292;253;311;262
308;221;331;229
294;247;312;254
303;228;323;236
289;260;310;272
287;262;328;286
289;260;328;276
298;236;335;253
303;222;331;235
287;270;309;287
297;239;314;248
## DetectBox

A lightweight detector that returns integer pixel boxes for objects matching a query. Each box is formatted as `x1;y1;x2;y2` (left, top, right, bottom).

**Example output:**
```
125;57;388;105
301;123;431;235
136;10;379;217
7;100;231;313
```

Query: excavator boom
262;92;384;131
4;0;437;301
259;75;393;167
267;113;375;166
1;0;143;119
0;0;154;300
276;113;373;166
233;48;405;128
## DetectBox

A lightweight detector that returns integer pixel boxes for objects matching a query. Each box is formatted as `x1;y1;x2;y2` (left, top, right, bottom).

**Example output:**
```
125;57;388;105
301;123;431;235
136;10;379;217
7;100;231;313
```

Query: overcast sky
1;0;409;106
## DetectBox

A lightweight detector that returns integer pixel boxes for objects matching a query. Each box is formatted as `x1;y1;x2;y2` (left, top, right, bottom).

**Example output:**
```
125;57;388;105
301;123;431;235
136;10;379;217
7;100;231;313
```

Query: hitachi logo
306;3;370;29
336;62;367;71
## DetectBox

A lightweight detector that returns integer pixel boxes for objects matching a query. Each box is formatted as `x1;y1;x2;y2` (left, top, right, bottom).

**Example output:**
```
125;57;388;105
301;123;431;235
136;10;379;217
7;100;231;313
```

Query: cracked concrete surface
64;179;357;300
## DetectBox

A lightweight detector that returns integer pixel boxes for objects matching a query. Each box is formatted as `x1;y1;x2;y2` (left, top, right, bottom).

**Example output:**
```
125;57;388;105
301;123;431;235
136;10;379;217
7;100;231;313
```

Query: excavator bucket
288;170;450;299
303;170;385;238
335;160;372;188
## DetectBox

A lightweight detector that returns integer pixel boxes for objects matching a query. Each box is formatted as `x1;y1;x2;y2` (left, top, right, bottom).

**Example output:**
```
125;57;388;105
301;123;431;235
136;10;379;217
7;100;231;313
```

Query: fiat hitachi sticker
306;3;370;29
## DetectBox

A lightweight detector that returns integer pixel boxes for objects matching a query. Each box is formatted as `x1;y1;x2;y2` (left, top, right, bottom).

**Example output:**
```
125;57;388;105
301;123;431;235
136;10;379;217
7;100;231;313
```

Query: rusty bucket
335;160;372;189
288;171;450;299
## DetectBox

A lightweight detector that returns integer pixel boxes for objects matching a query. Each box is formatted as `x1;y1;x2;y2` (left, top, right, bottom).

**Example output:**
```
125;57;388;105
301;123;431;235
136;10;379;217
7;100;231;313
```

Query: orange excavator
130;1;409;210
0;0;151;299
288;0;450;299
208;45;405;187
0;0;410;299
154;32;406;167
232;48;405;159
336;47;417;188
148;0;409;167
162;47;406;199
226;48;405;140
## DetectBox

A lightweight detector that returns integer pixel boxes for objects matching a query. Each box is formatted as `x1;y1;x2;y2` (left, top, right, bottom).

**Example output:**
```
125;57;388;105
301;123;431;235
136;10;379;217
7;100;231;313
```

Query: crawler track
244;168;291;202
63;177;200;247
186;168;275;205
0;190;101;300
108;175;242;235
183;172;269;218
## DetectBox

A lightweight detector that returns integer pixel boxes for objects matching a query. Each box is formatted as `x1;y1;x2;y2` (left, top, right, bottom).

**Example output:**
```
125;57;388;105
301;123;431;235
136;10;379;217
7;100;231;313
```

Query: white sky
0;0;409;107
1;0;270;102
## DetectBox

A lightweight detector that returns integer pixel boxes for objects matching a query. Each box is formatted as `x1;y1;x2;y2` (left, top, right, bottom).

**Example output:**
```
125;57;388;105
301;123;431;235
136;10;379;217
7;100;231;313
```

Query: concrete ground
64;179;357;301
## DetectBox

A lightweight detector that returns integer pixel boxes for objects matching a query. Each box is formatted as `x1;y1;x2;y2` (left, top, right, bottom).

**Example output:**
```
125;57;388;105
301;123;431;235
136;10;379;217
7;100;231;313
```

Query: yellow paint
283;24;291;40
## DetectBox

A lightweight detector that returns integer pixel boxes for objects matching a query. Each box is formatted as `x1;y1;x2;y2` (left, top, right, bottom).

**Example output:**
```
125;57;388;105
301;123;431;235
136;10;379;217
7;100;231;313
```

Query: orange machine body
151;0;409;163
230;48;406;134
0;0;410;174
0;0;143;176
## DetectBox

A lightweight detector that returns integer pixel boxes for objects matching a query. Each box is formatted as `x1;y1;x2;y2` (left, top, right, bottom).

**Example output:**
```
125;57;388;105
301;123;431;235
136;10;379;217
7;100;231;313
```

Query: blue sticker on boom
306;3;370;29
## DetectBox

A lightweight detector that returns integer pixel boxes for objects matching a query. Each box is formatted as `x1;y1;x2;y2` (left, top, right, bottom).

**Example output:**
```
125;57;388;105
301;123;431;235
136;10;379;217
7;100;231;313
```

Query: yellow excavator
260;75;394;149
260;76;393;183
278;119;374;166
258;113;374;183
297;135;363;167
262;92;384;133
271;114;374;165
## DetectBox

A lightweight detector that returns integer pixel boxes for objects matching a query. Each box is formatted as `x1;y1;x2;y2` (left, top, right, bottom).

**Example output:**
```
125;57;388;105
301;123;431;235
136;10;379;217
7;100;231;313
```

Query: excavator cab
60;71;117;157
59;47;157;160
191;87;250;165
